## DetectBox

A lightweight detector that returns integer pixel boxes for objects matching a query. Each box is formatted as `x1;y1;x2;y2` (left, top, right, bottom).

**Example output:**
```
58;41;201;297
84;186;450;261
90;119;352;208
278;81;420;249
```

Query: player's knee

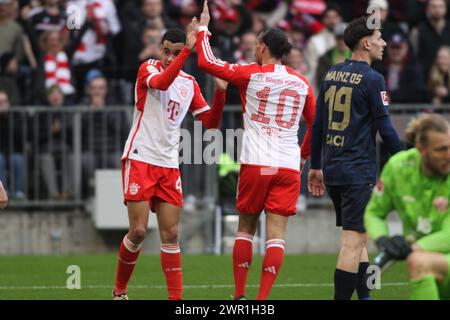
341;232;365;251
128;227;147;244
407;252;429;276
160;225;179;243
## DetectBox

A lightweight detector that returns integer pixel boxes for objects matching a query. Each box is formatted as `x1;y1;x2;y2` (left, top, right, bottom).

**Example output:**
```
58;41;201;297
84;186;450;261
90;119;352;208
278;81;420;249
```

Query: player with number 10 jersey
197;28;316;216
196;0;315;300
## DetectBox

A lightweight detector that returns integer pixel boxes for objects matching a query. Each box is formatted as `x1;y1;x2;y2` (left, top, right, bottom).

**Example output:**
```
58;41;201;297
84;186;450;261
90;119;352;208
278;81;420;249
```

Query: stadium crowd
0;0;450;201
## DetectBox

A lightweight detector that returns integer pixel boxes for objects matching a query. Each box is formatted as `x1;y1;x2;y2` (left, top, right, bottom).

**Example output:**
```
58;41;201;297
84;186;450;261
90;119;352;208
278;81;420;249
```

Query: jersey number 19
325;85;353;131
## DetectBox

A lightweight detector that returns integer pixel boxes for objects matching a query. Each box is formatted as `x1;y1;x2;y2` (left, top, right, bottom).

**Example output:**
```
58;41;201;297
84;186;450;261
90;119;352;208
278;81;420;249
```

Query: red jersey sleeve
189;79;210;117
300;83;316;160
190;78;227;129
137;59;160;90
137;48;191;91
196;27;252;87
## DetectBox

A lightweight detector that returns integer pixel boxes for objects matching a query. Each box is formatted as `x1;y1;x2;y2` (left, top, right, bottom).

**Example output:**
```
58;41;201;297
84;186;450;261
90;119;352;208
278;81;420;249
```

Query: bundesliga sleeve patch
146;65;159;74
381;91;389;106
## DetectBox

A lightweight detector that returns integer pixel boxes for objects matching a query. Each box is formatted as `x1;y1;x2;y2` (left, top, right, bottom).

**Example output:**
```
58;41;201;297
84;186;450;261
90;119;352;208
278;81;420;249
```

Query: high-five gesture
186;17;198;50
199;0;210;28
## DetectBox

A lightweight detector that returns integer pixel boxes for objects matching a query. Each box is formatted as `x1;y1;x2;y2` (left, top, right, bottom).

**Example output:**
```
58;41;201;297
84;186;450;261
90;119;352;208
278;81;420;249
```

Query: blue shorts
326;184;373;232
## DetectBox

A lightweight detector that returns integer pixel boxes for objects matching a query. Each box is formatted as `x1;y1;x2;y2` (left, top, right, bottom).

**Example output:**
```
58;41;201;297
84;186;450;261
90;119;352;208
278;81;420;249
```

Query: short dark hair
161;28;186;45
343;16;376;51
260;28;292;59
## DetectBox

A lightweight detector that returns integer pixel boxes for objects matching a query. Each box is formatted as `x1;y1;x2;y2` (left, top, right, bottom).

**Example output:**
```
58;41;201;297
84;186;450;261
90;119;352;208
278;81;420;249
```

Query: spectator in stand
138;26;162;63
316;22;351;87
377;33;427;103
0;52;21;106
80;69;126;196
247;0;288;28
289;0;326;36
410;0;450;78
233;31;257;65
140;0;179;29
0;90;26;200
0;0;24;62
223;30;257;124
40;30;75;101
304;4;343;93
209;0;252;61
68;0;121;101
368;0;406;43
166;0;201;27
286;47;309;76
251;13;266;35
25;0;68;59
406;0;429;29
38;84;73;200
428;46;450;105
119;0;177;105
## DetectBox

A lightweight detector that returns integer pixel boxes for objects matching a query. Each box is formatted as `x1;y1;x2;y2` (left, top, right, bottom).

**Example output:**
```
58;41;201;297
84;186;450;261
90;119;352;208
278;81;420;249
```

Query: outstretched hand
199;0;210;28
186;17;198;50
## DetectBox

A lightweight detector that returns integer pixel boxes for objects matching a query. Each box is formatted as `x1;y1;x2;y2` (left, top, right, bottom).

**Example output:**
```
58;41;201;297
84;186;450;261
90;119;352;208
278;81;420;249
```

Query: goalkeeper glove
376;235;412;260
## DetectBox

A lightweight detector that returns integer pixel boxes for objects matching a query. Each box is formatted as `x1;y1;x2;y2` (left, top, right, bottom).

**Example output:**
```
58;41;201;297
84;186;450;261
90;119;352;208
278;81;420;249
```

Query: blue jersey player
308;16;402;300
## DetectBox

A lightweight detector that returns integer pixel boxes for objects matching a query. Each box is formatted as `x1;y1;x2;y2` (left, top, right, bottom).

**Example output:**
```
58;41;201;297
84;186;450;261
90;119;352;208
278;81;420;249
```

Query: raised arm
196;0;245;85
143;18;198;91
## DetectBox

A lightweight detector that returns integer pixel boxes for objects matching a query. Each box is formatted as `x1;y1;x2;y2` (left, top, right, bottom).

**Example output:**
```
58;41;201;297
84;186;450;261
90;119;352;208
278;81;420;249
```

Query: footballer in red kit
196;0;316;300
113;20;228;300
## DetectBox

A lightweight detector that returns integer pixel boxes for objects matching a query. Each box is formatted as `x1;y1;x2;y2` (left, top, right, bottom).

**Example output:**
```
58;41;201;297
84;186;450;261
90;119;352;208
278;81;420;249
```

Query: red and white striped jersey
197;27;316;172
121;58;210;168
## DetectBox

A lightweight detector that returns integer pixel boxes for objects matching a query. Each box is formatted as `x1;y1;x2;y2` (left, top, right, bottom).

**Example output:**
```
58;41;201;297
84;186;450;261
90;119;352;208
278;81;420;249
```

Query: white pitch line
0;282;408;291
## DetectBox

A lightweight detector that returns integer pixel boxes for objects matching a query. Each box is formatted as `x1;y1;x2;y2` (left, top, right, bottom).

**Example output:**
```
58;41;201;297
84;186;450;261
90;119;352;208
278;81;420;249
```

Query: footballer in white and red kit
121;57;224;209
197;28;315;216
113;26;228;301
196;1;316;301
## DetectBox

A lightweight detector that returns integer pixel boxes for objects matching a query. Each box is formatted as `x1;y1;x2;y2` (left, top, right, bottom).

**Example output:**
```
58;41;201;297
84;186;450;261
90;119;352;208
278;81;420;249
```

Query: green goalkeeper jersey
365;148;450;253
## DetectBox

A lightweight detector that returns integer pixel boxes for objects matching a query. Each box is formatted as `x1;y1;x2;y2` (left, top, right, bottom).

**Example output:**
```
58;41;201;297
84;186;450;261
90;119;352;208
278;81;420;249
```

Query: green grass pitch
0;254;409;300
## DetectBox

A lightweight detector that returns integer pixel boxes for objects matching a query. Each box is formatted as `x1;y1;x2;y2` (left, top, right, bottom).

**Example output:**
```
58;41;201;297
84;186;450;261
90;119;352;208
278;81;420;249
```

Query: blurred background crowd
0;0;450;203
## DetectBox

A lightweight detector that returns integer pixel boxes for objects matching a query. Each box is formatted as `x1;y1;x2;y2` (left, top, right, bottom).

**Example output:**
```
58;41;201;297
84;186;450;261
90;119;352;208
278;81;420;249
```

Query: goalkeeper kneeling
364;113;450;300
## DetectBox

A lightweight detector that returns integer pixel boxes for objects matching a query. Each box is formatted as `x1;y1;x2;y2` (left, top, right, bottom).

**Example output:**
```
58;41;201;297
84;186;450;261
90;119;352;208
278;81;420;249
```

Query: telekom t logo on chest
167;100;181;121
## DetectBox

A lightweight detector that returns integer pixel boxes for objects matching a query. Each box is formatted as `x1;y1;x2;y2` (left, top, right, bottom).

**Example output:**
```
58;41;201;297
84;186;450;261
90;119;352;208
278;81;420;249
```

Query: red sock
233;232;254;299
161;243;182;300
114;235;142;295
256;239;285;300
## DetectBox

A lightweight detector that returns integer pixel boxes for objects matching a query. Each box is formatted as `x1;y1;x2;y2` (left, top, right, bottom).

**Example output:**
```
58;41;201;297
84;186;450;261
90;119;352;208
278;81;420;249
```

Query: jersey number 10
325;85;353;131
250;86;301;129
